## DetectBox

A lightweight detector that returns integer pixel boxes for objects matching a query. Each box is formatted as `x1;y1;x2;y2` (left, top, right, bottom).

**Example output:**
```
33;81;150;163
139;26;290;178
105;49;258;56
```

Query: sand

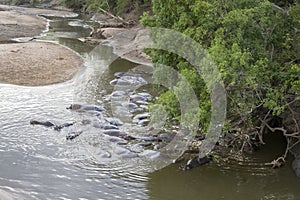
0;5;83;86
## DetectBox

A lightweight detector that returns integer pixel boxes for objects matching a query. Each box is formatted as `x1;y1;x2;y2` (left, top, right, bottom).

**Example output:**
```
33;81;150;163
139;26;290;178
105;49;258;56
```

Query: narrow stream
0;14;299;200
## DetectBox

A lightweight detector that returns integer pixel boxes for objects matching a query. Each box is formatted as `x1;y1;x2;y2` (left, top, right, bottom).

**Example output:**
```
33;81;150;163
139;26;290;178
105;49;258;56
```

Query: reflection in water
148;133;300;200
148;163;298;200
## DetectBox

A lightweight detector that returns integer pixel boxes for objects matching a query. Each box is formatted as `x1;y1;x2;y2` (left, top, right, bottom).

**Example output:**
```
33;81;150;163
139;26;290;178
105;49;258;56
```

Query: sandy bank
0;10;46;42
0;5;83;86
0;42;83;86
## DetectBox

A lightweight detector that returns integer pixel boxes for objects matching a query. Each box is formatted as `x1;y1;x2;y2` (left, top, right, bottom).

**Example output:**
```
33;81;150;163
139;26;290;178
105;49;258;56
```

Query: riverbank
0;42;83;86
0;5;83;86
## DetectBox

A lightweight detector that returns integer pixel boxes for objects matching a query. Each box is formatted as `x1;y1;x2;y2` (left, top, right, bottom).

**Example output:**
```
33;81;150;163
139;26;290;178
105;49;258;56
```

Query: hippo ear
66;105;72;109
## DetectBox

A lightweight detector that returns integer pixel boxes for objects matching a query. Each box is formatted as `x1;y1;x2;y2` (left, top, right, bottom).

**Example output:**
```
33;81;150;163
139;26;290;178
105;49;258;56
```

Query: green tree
141;0;300;156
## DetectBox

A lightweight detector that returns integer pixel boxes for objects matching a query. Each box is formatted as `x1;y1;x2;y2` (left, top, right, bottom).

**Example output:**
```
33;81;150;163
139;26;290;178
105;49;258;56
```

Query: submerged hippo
30;120;74;131
180;155;213;170
102;129;127;137
67;104;106;112
30;120;55;127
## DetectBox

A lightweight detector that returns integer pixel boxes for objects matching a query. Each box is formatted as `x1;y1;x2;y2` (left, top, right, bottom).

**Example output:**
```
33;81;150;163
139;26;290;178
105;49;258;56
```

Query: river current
0;14;299;200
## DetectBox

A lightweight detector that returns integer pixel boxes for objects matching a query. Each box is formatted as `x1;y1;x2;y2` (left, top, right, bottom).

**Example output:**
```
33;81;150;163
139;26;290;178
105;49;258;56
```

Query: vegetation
141;0;300;163
63;0;150;17
60;0;299;165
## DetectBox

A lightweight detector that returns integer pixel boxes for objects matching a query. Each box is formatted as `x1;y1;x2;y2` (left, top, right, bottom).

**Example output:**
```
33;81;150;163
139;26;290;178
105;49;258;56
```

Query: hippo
30;120;55;127
30;120;75;131
67;104;106;112
114;72;143;79
53;122;75;131
111;90;127;97
139;150;160;160
133;113;150;123
180;155;213;170
138;119;150;126
66;131;82;140
110;79;131;86
114;146;138;158
158;133;172;142
102;129;127;137
105;117;124;126
103;135;128;144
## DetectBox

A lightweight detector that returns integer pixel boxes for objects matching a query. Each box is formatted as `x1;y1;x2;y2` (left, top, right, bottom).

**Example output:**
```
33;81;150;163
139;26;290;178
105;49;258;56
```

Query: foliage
141;0;300;135
63;0;150;16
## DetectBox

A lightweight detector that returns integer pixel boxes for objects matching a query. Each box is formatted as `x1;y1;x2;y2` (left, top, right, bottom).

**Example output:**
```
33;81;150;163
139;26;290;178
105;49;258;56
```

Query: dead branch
273;4;287;13
259;118;287;135
98;7;133;26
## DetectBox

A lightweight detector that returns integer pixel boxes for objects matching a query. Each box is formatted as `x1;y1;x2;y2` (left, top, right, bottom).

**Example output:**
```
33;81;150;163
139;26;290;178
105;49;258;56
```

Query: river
0;14;299;200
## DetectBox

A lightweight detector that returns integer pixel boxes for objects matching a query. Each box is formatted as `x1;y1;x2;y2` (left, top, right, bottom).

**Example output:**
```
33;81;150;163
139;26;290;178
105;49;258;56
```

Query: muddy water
0;14;299;199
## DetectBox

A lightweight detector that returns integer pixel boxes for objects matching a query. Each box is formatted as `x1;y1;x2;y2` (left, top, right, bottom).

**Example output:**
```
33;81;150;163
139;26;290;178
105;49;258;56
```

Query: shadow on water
148;132;300;200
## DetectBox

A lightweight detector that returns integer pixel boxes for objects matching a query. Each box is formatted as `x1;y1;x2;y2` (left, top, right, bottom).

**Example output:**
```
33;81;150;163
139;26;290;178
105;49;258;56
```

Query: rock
101;28;126;38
